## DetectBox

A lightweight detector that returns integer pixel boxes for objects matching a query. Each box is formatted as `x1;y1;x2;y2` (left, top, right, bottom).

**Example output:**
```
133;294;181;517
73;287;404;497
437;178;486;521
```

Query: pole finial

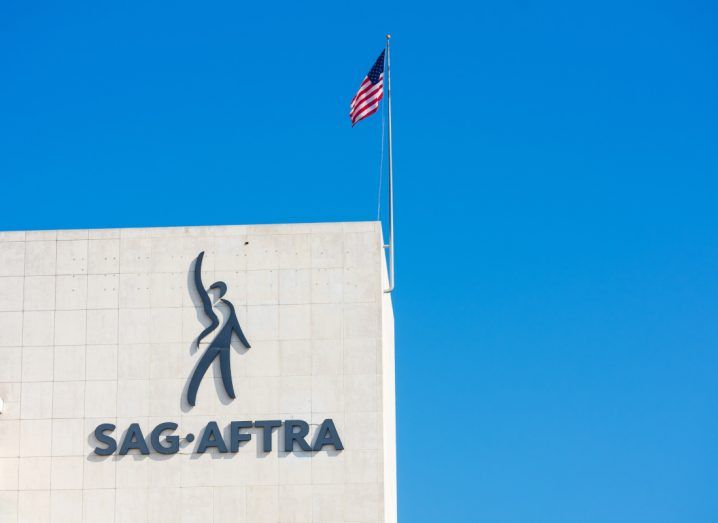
386;34;391;40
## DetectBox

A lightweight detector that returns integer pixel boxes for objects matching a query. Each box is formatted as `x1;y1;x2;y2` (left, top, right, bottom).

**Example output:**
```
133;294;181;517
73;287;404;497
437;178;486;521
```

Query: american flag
349;50;385;126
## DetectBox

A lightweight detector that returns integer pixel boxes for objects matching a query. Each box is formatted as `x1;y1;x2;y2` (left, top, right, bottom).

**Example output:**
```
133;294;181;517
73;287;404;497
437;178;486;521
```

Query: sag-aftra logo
92;251;343;456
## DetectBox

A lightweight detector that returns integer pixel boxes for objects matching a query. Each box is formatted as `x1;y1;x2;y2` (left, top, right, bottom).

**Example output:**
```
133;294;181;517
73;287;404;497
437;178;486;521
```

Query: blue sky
1;1;717;521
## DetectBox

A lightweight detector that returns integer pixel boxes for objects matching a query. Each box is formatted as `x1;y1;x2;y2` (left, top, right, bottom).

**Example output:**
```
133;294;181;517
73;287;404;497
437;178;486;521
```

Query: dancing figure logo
187;251;251;407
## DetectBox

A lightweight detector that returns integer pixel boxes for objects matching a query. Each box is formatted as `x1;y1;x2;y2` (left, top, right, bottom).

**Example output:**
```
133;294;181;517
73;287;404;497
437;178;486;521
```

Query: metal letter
254;420;282;452
119;423;150;455
93;423;117;456
197;421;228;453
312;418;344;451
150;422;179;454
284;420;312;452
229;421;253;452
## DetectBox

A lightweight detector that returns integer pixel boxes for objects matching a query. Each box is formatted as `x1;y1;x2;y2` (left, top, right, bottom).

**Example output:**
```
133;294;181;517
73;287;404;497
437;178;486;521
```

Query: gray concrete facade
0;222;396;522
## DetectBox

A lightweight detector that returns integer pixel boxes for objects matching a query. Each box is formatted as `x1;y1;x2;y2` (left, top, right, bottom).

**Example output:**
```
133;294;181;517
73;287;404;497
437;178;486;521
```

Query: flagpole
384;34;395;293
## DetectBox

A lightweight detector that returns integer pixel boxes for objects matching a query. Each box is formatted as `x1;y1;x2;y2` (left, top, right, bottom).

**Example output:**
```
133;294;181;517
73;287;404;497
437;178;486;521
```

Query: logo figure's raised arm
194;251;219;345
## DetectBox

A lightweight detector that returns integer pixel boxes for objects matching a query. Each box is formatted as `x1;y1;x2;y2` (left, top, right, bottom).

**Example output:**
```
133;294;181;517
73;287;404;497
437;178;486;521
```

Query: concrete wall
0;222;396;522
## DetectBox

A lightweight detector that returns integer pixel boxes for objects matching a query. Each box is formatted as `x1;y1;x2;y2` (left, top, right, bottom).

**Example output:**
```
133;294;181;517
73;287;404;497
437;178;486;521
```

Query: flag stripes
350;50;385;126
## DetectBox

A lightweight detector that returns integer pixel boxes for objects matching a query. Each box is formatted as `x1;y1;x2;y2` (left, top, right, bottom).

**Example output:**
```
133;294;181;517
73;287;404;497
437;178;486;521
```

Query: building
0;222;396;522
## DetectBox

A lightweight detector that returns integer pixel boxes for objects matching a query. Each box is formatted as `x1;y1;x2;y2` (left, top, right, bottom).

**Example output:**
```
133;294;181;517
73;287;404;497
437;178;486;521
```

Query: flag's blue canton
367;50;385;84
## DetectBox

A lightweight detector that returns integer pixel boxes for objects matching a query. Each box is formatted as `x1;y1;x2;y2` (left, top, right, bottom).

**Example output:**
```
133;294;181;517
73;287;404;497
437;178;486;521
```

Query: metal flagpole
384;34;395;293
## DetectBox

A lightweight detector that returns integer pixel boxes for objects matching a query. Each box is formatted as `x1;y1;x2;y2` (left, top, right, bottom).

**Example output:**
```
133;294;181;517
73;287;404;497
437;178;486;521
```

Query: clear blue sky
2;1;717;521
